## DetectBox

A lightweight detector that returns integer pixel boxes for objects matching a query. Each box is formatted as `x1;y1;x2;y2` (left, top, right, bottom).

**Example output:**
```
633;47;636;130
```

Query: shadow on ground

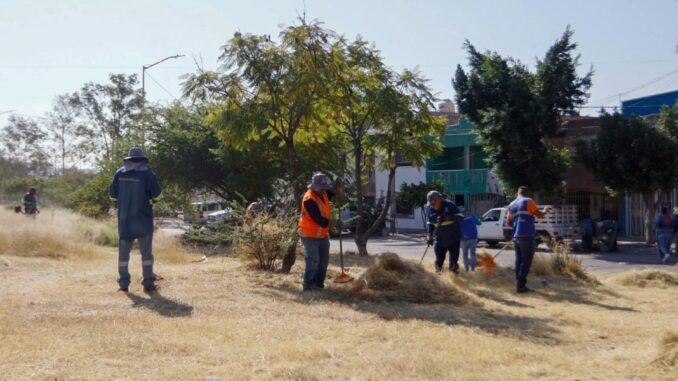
125;292;193;317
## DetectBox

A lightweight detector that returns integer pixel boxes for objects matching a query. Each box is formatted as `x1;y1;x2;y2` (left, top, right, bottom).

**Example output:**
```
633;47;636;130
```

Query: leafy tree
148;103;284;202
453;27;591;196
330;38;446;255
396;180;446;229
576;113;678;244
0;115;50;175
182;20;341;271
46;95;89;173
68;74;144;162
657;100;678;138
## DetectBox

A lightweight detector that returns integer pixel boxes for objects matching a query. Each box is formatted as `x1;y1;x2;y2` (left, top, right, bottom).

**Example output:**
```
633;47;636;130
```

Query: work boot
143;284;160;293
435;265;442;273
118;287;128;292
516;286;533;294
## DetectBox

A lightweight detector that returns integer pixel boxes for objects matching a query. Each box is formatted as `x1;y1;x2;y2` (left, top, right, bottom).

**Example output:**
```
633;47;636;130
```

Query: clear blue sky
1;0;677;126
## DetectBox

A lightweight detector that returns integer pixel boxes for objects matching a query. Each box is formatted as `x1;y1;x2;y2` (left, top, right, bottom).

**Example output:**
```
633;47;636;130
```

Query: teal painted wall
426;116;492;195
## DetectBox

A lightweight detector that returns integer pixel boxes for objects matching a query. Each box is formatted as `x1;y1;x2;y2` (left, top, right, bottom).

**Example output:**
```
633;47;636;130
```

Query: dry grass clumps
352;253;472;304
0;208;102;260
153;232;193;264
531;244;598;284
612;269;678;288
654;332;678;368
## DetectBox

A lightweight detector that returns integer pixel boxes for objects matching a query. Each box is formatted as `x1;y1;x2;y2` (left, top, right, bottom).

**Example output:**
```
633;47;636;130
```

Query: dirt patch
612;270;678;288
352;253;474;304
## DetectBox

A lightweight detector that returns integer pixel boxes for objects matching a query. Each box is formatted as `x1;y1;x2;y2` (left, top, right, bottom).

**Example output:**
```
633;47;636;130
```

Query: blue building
621;89;678;118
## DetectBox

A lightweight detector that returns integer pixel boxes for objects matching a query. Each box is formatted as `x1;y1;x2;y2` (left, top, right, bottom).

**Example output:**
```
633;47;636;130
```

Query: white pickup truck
477;205;579;247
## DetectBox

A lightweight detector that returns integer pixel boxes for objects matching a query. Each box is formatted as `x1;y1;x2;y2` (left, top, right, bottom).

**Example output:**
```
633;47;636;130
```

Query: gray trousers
118;234;154;288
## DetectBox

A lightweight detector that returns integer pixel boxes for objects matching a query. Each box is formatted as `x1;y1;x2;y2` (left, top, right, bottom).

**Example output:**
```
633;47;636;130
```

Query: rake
334;151;354;284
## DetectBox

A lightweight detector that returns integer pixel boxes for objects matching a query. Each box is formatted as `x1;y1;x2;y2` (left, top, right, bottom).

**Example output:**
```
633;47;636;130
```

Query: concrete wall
375;163;427;231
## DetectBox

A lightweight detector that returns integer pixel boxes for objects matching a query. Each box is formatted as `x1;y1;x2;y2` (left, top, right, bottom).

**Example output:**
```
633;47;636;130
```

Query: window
469;146;490;169
428;147;465;170
482;209;501;222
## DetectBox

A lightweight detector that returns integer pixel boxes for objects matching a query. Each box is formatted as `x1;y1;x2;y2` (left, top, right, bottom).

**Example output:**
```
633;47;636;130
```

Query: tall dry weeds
531;242;597;283
234;210;298;271
0;208;103;260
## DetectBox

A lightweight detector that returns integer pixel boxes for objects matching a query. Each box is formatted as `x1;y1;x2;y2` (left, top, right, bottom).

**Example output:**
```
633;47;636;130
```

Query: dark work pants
434;240;460;270
118;233;154;289
514;237;535;289
301;237;330;290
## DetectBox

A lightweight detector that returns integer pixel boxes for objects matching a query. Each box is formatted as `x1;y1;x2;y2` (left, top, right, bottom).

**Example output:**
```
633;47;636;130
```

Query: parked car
183;201;227;224
477;205;579;247
206;209;232;225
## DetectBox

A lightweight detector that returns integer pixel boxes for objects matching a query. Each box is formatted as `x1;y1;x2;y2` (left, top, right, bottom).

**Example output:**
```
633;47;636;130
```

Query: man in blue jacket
507;186;549;293
426;191;464;273
109;148;163;293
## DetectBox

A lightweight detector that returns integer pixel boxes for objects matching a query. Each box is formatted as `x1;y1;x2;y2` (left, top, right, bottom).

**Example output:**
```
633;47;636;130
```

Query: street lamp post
140;54;184;147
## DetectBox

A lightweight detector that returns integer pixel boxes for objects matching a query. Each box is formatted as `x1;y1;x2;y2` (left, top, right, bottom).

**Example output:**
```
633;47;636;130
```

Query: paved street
329;234;678;274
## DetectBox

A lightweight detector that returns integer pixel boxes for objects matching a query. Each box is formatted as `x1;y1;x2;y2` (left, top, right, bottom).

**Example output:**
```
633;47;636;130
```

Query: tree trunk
356;166;396;256
352;142;367;256
642;191;657;245
281;138;301;273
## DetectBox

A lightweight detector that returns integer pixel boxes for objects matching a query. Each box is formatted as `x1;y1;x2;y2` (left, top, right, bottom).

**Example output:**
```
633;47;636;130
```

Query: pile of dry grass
530;244;597;284
654;332;678;368
612;269;678;288
352;253;472;304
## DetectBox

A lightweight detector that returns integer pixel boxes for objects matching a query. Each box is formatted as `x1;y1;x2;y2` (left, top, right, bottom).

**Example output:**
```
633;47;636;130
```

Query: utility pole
140;54;184;147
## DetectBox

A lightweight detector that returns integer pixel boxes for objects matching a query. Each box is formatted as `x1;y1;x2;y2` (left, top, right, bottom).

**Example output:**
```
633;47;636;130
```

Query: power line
589;68;678;105
145;72;178;100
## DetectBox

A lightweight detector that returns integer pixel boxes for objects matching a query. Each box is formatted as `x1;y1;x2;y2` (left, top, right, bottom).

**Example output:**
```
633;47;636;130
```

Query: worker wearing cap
109;147;163;293
507;186;550;293
426;191;464;273
299;173;340;291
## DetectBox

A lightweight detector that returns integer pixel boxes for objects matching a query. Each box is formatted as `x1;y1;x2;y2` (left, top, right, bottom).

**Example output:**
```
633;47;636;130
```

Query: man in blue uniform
426;191;464;273
507;186;549;293
109;148;163;293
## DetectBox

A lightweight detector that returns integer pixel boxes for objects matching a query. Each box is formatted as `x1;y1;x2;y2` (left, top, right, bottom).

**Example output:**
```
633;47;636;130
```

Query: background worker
22;187;39;216
426;191;463;273
507;186;550;293
671;207;678;255
460;209;482;271
299;173;340;291
109;147;163;293
654;207;672;263
580;217;595;252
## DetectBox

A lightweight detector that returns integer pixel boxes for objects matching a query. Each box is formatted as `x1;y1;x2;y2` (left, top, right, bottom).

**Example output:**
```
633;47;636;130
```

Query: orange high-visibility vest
299;189;331;239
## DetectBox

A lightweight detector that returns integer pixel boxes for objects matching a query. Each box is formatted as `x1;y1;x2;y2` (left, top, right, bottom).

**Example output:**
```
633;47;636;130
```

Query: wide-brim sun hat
124;147;148;161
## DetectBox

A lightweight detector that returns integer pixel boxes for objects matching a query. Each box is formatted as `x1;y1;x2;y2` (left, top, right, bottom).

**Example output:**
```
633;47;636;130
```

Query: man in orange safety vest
299;173;340;291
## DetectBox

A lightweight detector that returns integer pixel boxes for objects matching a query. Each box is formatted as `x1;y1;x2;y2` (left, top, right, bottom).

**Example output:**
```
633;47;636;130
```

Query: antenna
303;0;306;22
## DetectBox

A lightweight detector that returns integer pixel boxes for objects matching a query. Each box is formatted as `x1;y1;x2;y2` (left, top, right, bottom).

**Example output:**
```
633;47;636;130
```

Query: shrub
234;207;298;271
